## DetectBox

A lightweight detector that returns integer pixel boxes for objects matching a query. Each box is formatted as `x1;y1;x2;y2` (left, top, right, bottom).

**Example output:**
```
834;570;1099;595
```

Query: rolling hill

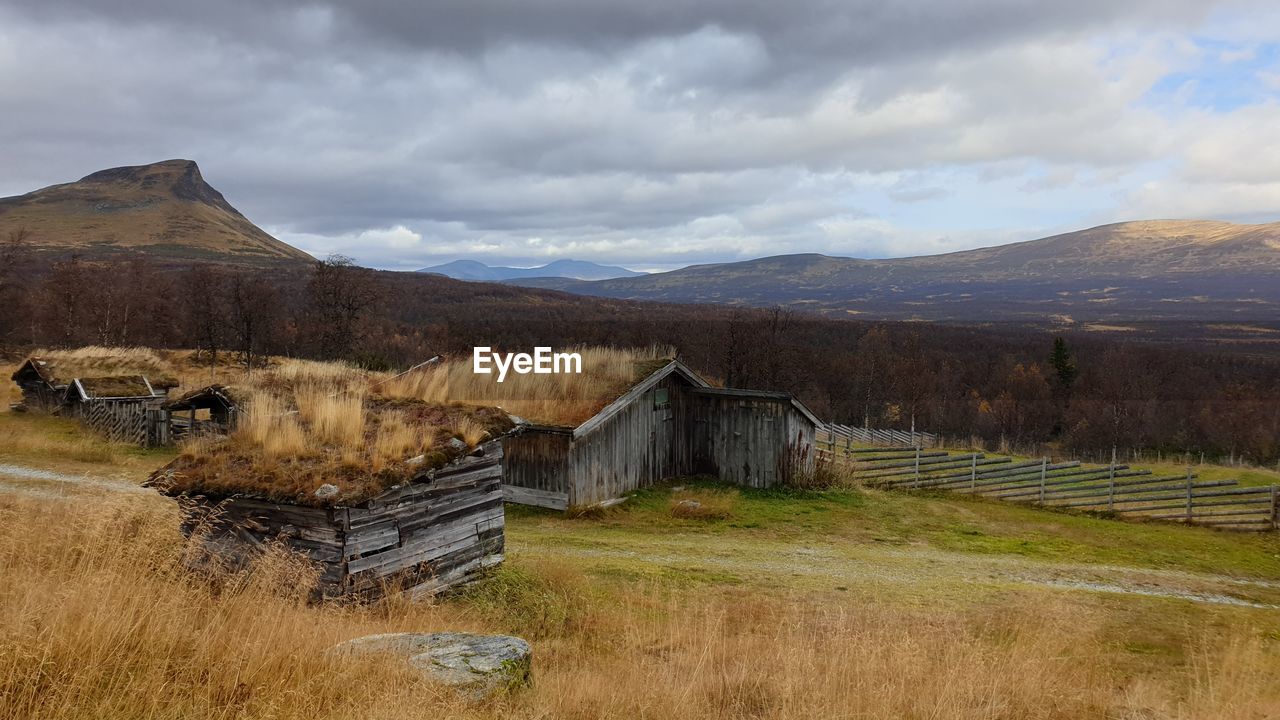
419;258;645;281
0;159;312;266
510;220;1280;324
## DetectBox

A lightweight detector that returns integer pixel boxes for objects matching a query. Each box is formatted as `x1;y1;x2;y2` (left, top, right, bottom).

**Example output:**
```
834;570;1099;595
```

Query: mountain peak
74;159;236;213
0;160;312;265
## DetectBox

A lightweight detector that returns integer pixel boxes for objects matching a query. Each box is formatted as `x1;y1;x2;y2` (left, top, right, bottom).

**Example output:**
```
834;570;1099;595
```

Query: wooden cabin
163;384;242;437
501;360;819;510
10;357;71;412
152;438;506;601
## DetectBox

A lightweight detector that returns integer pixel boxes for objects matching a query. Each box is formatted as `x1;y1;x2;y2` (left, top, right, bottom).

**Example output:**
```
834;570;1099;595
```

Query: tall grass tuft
297;387;366;447
371;411;422;468
239;392;307;458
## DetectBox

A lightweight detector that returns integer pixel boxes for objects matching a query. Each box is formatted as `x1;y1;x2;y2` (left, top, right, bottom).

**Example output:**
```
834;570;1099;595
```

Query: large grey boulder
334;632;531;697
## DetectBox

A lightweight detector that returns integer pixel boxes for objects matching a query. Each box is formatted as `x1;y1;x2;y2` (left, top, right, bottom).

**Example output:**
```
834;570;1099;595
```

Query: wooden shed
10;357;71;412
163;384;242;437
501;360;819;510
151;439;506;600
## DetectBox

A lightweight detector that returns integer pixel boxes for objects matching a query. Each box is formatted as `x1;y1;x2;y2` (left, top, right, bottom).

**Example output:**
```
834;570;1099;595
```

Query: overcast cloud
1;0;1278;270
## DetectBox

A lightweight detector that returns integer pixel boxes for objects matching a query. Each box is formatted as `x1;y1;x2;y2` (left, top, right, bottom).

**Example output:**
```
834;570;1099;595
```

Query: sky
1;1;1279;272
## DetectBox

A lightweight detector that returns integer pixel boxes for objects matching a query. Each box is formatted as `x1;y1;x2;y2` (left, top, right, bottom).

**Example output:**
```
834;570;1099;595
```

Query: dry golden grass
296;386;367;447
3;494;1279;720
371;411;424;471
238;392;309;459
379;345;675;426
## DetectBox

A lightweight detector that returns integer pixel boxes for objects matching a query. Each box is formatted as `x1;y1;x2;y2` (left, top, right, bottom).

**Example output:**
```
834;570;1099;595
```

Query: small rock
675;499;702;511
405;454;426;466
448;437;468;452
314;483;339;499
333;632;531;698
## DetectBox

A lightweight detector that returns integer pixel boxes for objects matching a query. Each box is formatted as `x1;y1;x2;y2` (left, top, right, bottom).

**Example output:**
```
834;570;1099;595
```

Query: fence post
1038;457;1047;503
1185;467;1194;522
1107;464;1115;512
1271;486;1278;531
970;453;978;493
914;447;921;489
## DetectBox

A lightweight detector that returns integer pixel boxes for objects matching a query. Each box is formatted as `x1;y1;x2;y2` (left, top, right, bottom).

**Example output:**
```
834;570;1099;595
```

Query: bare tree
0;227;33;340
306;255;382;359
227;272;280;371
181;265;227;365
760;306;795;389
39;255;91;347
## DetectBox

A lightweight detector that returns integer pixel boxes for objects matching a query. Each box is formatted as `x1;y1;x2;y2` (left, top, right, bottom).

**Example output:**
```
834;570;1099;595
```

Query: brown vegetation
378;346;674;426
2;494;1279;719
4;247;1280;466
157;359;514;505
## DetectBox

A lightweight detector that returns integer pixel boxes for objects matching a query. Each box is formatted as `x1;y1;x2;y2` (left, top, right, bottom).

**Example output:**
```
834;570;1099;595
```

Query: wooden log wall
171;439;506;600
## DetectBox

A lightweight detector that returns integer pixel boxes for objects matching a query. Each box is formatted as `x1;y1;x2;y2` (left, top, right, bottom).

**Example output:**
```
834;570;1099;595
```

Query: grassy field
3;409;1280;718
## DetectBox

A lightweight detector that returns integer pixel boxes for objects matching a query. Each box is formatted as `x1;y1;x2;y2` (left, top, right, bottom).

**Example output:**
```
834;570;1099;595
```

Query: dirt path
0;462;148;497
512;525;1280;610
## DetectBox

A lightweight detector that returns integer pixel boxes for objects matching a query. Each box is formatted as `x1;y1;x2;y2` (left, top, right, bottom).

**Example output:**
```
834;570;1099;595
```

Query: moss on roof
150;400;514;507
74;375;159;399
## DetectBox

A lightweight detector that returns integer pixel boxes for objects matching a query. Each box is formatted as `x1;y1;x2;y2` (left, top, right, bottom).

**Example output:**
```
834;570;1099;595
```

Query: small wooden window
653;387;670;409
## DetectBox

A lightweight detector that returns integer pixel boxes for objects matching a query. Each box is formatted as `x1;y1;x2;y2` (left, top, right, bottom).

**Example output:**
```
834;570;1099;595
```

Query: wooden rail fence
822;423;939;449
818;434;1278;533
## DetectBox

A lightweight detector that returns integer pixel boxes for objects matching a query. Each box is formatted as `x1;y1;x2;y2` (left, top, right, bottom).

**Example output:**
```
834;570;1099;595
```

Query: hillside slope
0;159;312;266
513;220;1280;323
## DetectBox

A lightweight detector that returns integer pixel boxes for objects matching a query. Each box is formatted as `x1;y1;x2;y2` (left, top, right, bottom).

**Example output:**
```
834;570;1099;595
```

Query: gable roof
573;359;710;438
11;358;61;388
163;384;243;411
690;386;822;427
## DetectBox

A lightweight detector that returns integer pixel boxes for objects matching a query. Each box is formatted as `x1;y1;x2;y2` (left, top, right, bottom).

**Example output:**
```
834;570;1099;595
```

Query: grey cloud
1;0;1277;270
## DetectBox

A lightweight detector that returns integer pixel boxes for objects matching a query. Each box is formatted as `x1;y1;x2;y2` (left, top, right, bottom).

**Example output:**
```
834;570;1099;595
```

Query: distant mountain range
5;160;1277;327
418;258;646;282
509;220;1280;324
0;159;312;266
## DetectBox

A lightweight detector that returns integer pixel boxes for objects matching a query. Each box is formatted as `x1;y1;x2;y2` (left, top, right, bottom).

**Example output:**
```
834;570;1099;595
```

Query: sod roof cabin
149;400;515;600
502;359;820;510
11;354;179;413
163;384;243;437
12;354;179;445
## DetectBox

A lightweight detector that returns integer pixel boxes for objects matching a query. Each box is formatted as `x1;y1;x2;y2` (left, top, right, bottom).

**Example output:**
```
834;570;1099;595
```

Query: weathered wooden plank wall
567;373;696;507
502;430;571;509
691;393;814;488
77;399;170;447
